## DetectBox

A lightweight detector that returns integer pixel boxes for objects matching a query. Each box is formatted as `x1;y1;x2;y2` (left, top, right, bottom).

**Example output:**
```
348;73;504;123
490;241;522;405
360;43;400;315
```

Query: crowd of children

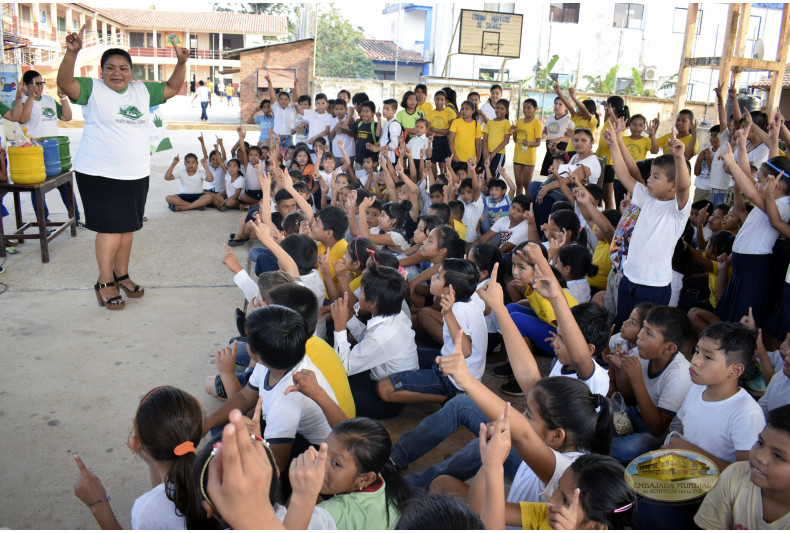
74;78;790;530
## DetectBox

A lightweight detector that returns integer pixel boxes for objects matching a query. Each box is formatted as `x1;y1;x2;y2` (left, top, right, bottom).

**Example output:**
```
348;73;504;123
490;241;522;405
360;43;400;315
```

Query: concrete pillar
218;31;223;59
32;2;40;36
64;5;72;33
50;3;57;40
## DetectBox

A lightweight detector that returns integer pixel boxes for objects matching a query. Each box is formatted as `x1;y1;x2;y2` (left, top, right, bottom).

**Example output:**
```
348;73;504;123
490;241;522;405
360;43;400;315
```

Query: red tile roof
360;39;428;64
90;7;287;35
749;64;790;90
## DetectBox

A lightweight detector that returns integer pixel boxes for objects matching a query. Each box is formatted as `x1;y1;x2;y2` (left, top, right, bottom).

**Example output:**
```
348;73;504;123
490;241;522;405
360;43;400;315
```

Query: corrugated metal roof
360;39;428;63
89;7;287;35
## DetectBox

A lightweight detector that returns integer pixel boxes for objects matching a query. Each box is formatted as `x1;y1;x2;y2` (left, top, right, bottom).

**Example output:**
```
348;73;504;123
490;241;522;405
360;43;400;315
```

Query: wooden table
0;170;77;263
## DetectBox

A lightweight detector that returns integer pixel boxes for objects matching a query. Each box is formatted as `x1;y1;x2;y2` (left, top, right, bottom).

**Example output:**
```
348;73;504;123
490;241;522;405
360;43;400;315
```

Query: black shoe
492;362;513;378
227;237;249;247
229;233;236;239
235;308;247;337
500;379;524;397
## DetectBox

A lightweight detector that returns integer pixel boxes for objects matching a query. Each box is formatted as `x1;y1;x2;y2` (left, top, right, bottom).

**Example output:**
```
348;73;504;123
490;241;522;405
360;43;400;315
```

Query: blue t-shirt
254;113;275;142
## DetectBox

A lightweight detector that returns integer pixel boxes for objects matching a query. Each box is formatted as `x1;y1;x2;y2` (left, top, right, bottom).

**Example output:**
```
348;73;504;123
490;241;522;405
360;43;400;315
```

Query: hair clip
613;502;634;514
174;441;196;456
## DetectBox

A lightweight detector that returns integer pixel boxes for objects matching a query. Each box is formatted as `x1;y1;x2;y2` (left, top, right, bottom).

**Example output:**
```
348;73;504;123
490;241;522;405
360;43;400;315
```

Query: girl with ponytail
73;386;204;529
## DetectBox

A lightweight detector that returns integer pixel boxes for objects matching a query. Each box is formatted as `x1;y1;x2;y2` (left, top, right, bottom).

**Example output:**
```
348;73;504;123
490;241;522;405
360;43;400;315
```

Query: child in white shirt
332;264;418;419
164;153;213;212
295;93;332;150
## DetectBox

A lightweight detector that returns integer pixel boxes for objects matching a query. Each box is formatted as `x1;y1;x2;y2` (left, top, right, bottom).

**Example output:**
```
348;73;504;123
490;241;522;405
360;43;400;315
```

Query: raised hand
65;23;87;52
215;340;238;376
437;330;473;387
547;487;583;530
440;286;456;316
620;191;632;211
284;369;324;401
198;132;204;144
479;403;512;469
172;154;180;165
173;41;190;64
222;244;243;273
289;443;328;503
330;292;351;330
476;263;505;309
73;454;108;507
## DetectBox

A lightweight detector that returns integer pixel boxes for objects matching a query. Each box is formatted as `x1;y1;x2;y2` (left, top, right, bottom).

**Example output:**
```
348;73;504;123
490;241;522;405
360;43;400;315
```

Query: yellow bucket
8;145;46;184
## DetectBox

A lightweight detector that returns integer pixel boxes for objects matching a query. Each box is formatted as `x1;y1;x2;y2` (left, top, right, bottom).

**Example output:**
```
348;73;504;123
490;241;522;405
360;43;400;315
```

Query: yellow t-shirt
452;218;467;240
317;239;348;297
483;118;512;154
449;118;483;162
525;286;579;325
513;117;543;166
622;135;653;162
595;121;612;163
225;85;234;97
588;238;612;290
427;107;456;136
658;132;699;157
695;461;790;530
417;101;434;116
520;502;553;530
349;274;362;293
306;336;356;418
568;114;598;152
706;252;731;308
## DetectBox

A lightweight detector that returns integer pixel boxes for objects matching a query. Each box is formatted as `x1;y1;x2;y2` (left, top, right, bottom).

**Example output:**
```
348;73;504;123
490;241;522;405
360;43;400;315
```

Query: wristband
87;495;110;508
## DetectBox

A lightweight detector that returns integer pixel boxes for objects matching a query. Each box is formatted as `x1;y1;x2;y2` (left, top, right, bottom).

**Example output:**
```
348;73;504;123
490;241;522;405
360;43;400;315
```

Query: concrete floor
0;127;534;529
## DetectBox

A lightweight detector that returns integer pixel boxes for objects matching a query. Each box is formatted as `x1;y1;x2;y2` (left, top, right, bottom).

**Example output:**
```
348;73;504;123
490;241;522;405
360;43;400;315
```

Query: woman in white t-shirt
11;70;81;225
72;386;203;530
539;97;573;176
57;27;188;310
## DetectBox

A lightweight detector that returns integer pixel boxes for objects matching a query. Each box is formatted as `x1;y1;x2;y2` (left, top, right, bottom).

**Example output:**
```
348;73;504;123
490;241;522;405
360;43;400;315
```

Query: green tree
315;5;374;79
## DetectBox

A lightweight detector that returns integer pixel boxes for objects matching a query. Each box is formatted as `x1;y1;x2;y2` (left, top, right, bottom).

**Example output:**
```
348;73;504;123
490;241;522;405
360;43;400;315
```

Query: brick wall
239;39;314;119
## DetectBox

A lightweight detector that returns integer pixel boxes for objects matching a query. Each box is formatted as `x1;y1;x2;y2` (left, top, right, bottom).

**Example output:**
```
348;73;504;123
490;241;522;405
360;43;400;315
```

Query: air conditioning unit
643;66;658;81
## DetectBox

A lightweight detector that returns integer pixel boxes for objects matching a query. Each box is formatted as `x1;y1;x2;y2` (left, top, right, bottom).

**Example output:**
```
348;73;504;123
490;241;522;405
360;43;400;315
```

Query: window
615;77;633;93
375;70;395;80
20;5;31;22
130;32;146;47
132;64;156;81
672;7;703;35
479;68;510;80
549;3;580;24
613;3;644;29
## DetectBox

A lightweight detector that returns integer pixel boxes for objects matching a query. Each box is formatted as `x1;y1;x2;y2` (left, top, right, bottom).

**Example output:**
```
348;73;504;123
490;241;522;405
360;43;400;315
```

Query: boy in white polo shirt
605;118;692;328
164;153;213;211
202;304;337;471
666;322;765;472
294;93;332;150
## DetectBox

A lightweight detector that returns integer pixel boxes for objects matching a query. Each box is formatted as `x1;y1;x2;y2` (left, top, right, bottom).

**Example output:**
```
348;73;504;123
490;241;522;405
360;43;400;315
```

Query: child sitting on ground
478;194;532;254
608;305;694;464
201;304;338;471
164;153;213;212
556;243;597;304
331;264;418;419
664;321;766;471
447;200;467;241
604;302;653;361
695;405;790;529
377;258;487;405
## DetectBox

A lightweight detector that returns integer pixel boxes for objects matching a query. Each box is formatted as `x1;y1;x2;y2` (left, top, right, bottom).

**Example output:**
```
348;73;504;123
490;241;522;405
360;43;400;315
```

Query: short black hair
511;194;532;212
710;124;721;134
571;303;610;357
441;258;479;302
602;209;621;228
258;99;270;109
488;178;507;191
396;494;484;530
429;183;445;196
429;202;451;224
459;178;474;192
448;200;465;218
414;83;428;94
100;48;132;70
651;154;677;182
245;305;307;369
338;89;351;99
22;70;42;84
333;98;347;108
267;283;319;338
361;101;376;113
184;152;198;162
767;405;790;436
280;234;318;276
297;94;312;105
644;306;692;355
383;98;399;110
381;202;406;229
352;92;369;105
315;93;327;102
316;206;349;240
198;80;205;86
361;264;408;317
415;117;430;128
692;199;713;211
708;230;735;256
699;321;756;370
585;183;604;205
248;146;263;157
551;201;574;213
274;189;294;204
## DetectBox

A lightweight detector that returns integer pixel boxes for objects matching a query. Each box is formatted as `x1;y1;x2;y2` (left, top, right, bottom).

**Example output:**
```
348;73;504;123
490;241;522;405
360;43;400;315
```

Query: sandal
227;237;249;247
114;272;145;298
95;281;125;310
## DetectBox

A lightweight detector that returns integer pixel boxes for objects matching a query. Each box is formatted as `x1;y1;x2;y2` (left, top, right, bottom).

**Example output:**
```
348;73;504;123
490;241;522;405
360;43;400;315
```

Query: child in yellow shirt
482;99;512;178
511;98;543;195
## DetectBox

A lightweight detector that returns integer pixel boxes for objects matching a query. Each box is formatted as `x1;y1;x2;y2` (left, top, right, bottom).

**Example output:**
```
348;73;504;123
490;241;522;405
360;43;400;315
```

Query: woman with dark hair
57;25;188;310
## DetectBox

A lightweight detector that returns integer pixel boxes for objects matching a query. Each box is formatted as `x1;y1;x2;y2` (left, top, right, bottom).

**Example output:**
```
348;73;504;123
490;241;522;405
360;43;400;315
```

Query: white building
375;2;787;103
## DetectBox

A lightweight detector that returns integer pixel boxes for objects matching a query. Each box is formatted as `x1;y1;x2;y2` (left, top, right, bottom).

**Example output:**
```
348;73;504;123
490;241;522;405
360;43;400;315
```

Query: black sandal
114;272;145;298
95;281;125;310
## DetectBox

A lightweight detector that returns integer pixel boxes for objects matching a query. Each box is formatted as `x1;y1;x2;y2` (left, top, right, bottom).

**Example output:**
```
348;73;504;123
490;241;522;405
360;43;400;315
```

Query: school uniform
336;309;418;419
716;195;790;324
172;167;208;202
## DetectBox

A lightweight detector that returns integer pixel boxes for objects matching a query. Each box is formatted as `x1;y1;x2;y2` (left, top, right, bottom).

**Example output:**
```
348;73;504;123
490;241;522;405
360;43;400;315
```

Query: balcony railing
129;47;223;60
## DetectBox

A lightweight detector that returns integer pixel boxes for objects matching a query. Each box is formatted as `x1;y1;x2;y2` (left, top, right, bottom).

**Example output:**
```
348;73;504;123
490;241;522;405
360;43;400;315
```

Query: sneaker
229;233;236;239
76;220;85;228
168;205;176;212
500;379;524;397
235;308;247;337
492;362;513;378
227;238;248;247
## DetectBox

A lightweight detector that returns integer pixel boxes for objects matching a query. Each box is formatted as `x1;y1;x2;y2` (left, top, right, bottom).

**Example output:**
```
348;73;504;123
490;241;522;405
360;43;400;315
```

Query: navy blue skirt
715;252;772;324
764;281;790;339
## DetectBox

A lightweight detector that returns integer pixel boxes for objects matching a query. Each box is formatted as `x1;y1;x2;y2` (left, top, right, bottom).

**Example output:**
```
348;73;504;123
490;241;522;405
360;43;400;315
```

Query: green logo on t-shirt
118;105;143;120
41;107;56;118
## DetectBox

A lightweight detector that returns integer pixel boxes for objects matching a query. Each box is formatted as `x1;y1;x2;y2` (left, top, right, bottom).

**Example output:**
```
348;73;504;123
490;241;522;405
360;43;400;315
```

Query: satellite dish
753;39;765;60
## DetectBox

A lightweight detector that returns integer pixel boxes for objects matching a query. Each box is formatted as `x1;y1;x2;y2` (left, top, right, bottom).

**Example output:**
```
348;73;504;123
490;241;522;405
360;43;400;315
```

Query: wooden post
730;3;751;90
767;4;790;113
674;3;699;115
715;4;741;100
